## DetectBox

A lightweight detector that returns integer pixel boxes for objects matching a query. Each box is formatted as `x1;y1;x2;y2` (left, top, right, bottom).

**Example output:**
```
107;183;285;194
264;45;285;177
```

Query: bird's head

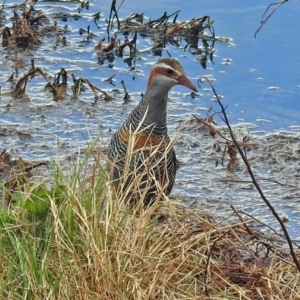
147;58;197;92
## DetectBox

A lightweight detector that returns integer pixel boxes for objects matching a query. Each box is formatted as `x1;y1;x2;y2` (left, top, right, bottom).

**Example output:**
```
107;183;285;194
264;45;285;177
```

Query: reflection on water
0;0;300;239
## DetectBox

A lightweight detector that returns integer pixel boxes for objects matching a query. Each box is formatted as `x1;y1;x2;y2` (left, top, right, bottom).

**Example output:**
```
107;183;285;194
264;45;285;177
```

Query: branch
199;76;300;272
254;0;288;38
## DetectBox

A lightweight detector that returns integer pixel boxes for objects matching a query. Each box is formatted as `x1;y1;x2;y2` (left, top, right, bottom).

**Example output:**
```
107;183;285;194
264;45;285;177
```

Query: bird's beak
177;75;198;92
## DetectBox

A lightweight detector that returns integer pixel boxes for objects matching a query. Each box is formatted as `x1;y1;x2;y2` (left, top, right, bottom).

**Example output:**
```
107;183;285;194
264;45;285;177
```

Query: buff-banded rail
108;58;197;207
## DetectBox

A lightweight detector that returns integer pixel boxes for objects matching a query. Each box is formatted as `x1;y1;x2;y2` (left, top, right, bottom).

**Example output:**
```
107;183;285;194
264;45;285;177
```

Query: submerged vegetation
0;0;226;100
0;0;300;299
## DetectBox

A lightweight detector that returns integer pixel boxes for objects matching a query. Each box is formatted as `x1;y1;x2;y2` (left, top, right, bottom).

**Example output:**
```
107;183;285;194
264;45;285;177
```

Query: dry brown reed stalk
11;67;64;100
72;76;113;100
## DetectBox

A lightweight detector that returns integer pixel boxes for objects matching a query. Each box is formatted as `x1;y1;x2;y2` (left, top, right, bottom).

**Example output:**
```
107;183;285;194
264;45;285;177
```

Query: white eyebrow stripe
153;62;182;77
154;62;175;70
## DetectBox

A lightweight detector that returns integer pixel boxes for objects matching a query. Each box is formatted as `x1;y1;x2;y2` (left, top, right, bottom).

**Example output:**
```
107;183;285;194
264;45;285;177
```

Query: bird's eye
166;68;174;75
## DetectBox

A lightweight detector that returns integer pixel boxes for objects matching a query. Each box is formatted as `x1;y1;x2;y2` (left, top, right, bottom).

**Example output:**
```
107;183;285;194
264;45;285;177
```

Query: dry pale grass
0;144;299;300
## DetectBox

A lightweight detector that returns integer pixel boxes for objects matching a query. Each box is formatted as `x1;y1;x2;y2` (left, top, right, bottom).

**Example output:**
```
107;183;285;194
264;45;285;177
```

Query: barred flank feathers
108;105;177;207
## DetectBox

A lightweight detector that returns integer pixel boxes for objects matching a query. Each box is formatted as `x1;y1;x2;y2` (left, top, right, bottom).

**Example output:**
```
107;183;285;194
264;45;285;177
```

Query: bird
107;57;197;207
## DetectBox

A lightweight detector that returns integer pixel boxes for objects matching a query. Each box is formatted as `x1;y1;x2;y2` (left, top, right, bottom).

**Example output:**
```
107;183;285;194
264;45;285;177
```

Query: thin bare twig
107;0;120;38
230;204;254;236
199;76;300;273
0;0;6;14
254;0;288;38
116;0;125;13
231;206;300;248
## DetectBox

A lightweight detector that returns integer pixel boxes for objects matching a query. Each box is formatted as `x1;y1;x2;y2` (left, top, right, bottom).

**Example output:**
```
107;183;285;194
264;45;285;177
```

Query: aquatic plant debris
0;0;228;98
